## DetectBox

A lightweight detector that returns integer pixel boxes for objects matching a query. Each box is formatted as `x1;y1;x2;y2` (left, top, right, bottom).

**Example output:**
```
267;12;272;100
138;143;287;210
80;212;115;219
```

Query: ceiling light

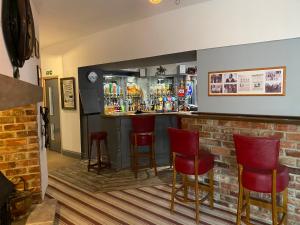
149;0;162;4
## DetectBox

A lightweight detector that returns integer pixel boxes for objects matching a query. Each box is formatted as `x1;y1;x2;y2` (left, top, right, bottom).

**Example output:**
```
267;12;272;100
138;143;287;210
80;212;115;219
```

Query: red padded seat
242;164;289;193
90;131;107;140
130;134;154;146
175;151;214;175
168;128;215;224
130;116;157;178
88;131;110;174
233;134;289;225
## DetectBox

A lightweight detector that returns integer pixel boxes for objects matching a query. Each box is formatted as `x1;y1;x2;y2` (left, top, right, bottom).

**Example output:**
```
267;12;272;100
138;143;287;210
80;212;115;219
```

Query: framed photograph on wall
60;77;76;110
208;66;286;96
36;65;42;86
35;38;40;59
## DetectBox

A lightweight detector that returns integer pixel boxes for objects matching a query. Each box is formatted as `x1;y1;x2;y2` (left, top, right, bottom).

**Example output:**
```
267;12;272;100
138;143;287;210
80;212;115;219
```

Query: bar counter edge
102;111;300;125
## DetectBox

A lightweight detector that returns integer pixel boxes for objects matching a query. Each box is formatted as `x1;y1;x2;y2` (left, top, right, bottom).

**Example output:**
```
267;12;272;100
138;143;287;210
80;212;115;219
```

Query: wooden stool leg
183;175;188;202
209;169;214;209
245;189;250;223
170;153;176;213
133;144;138;178
283;188;288;225
272;170;278;225
236;165;244;225
130;143;134;171
104;137;111;168
151;138;157;176
194;158;200;224
88;138;93;172
169;148;173;168
97;140;101;174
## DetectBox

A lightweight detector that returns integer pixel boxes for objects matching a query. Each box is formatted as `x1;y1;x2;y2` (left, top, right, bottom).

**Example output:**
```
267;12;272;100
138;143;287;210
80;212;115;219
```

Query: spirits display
102;65;197;114
103;76;126;114
148;77;177;112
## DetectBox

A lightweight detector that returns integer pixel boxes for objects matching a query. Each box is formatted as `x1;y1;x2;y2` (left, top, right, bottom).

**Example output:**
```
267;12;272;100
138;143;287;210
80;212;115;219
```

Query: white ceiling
32;0;206;48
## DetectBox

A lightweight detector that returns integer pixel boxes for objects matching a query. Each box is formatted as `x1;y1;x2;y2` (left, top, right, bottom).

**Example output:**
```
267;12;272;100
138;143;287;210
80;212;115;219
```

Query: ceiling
32;0;206;48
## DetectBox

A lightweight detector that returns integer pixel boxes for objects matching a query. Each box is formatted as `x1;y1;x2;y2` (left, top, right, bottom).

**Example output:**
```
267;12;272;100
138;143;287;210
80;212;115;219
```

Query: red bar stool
130;116;157;178
88;131;111;174
233;134;289;225
168;128;214;224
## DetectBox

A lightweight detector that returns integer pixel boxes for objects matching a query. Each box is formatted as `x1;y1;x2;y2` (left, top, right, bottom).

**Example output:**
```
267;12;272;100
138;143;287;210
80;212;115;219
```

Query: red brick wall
181;117;300;225
0;104;41;201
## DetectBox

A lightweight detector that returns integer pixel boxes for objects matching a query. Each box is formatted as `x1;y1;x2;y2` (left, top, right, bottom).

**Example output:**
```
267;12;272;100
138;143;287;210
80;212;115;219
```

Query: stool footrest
174;184;210;204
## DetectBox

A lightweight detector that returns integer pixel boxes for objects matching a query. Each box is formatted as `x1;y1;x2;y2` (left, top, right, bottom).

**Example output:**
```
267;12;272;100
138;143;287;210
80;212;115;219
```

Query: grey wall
197;38;300;116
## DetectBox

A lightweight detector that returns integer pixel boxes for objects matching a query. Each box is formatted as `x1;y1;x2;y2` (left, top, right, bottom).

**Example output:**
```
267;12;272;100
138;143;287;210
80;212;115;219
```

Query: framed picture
60;77;76;110
208;66;286;96
35;38;40;58
36;65;42;86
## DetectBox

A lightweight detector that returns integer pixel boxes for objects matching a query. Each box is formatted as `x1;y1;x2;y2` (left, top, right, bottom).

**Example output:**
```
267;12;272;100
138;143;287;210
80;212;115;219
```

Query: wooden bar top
101;111;190;118
101;111;300;125
185;112;300;125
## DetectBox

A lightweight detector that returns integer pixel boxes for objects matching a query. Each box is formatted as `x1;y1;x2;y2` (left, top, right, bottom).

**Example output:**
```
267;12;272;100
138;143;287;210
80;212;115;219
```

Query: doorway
44;78;62;152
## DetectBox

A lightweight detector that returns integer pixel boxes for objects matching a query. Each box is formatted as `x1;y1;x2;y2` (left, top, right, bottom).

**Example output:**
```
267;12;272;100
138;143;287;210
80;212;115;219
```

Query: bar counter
100;112;180;170
103;111;300;124
101;111;300;170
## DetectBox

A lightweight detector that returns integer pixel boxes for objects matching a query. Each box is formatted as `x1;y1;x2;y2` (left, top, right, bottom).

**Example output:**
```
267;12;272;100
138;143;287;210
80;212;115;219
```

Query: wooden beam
0;74;43;110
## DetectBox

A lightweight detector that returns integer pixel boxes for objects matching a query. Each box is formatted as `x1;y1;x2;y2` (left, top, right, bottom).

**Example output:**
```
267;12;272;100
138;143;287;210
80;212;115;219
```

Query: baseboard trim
62;149;81;159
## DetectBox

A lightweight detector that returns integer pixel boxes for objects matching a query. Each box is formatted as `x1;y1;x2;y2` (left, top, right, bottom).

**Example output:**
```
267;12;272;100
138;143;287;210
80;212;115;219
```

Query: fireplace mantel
0;74;43;110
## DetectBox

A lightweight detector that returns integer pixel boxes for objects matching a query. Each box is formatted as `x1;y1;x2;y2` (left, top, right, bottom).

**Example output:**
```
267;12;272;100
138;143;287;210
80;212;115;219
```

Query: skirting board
62;149;81;159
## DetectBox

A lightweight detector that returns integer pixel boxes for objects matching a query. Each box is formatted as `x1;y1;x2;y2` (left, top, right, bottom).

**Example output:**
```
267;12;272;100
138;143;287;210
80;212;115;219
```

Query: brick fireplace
0;104;41;202
0;74;43;206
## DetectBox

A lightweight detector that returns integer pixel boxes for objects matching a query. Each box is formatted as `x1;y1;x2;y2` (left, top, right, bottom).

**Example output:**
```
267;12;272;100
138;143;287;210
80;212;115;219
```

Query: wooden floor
47;151;269;225
47;150;79;172
47;174;270;225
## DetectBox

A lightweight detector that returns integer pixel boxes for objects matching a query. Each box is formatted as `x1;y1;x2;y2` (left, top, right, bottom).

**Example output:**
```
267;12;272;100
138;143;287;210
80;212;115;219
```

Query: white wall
42;0;300;154
0;0;48;198
41;53;63;76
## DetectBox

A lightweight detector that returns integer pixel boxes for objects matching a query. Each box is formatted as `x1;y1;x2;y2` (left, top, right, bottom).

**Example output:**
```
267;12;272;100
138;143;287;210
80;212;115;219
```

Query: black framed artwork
36;65;42;86
60;77;76;110
35;38;40;58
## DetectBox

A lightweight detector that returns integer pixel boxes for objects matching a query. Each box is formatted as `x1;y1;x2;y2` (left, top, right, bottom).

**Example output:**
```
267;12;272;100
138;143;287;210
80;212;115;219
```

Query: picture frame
208;66;286;96
36;65;42;86
60;77;76;110
35;38;40;59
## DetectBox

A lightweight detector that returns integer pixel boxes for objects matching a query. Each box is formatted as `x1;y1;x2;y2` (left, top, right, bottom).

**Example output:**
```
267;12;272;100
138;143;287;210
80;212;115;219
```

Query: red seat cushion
91;132;107;141
242;164;289;193
175;151;214;175
131;133;154;146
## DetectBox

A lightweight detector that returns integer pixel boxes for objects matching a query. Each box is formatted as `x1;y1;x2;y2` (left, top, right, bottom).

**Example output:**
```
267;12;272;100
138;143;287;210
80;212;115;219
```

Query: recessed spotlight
149;0;162;4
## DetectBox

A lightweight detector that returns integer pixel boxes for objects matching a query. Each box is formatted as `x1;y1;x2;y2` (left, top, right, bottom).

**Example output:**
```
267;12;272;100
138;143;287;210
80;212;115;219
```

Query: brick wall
0;104;41;201
181;117;300;225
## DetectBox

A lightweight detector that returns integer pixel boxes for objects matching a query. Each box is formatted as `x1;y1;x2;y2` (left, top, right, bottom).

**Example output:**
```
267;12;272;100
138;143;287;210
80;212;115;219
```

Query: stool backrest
132;116;155;133
168;127;199;157
233;134;280;170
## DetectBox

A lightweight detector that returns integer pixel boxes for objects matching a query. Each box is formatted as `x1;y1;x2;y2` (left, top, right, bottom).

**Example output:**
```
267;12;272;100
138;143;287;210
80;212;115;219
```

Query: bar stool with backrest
130;116;157;178
233;134;289;225
168;128;215;224
88;131;111;174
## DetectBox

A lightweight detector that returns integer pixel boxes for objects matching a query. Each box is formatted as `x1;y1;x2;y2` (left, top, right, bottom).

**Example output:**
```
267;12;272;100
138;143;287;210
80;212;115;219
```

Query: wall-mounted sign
208;66;286;96
46;70;53;76
60;77;76;110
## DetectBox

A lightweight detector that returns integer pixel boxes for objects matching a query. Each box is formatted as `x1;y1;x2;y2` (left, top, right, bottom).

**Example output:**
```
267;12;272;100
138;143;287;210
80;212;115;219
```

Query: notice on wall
208;66;286;96
60;77;76;110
